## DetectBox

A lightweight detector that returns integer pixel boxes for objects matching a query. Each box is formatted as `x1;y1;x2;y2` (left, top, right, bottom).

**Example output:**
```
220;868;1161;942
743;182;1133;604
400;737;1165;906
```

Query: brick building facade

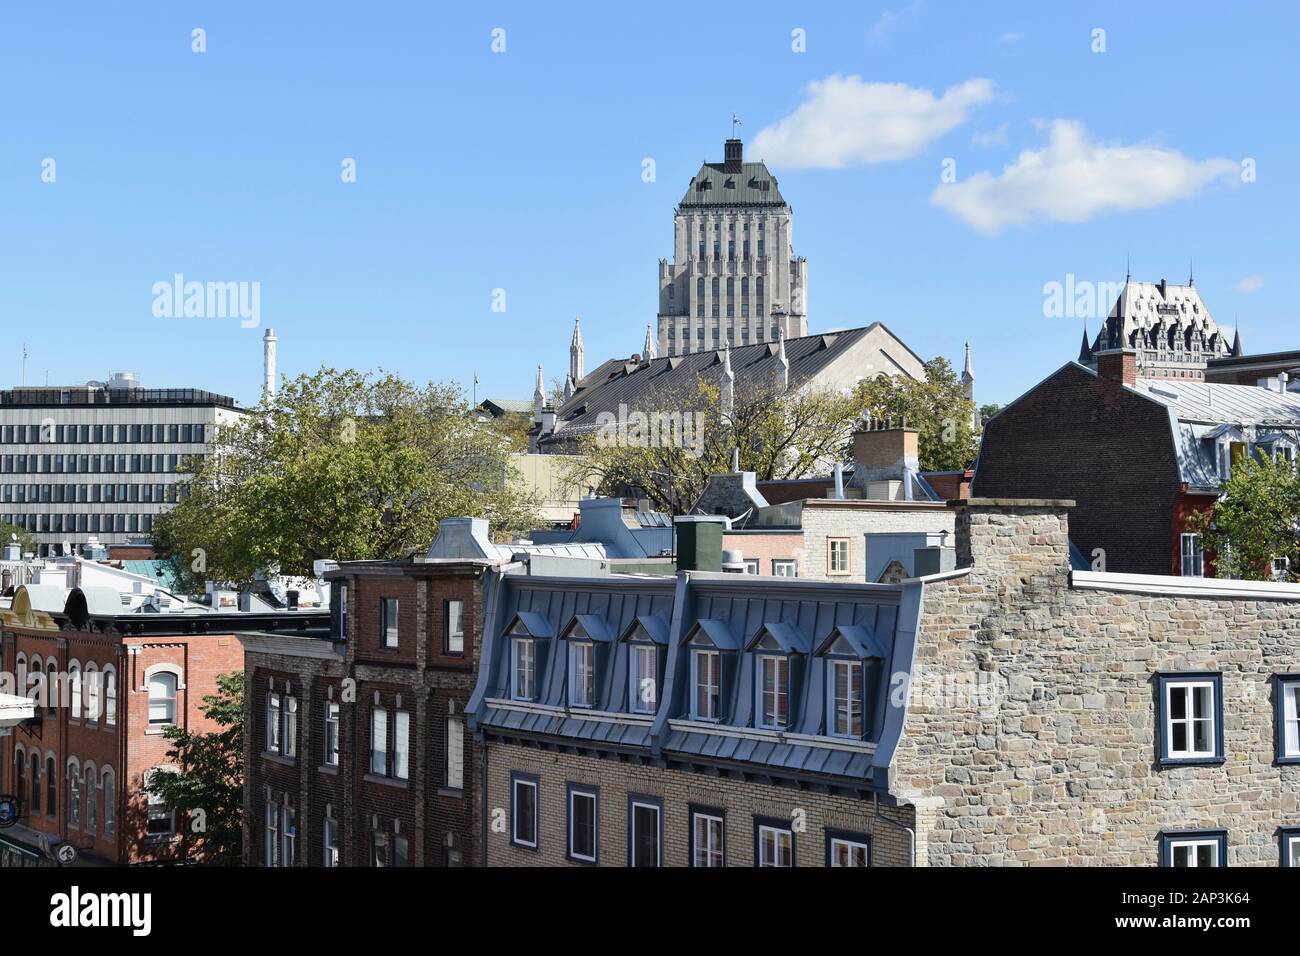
0;591;311;866
240;557;489;867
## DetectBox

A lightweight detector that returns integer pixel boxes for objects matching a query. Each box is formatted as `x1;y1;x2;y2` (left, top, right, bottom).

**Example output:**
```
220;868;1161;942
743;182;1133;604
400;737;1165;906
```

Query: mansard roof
1092;279;1231;359
469;570;925;795
678;161;787;208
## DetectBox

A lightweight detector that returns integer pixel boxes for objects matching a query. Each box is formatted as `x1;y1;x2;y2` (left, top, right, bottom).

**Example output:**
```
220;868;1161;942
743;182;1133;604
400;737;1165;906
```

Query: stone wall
892;498;1300;866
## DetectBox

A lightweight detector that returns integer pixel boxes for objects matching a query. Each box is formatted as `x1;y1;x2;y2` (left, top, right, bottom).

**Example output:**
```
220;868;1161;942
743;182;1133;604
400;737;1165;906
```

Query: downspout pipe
873;792;916;867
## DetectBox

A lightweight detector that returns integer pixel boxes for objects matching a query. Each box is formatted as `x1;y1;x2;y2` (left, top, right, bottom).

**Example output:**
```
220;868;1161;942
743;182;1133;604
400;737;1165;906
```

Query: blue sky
2;1;1296;407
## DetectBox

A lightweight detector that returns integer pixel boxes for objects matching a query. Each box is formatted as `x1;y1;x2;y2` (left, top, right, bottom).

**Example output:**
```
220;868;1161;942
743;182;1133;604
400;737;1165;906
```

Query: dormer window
748;623;810;732
562;615;612;710
683;619;740;722
816;624;887;740
757;653;789;729
621;616;670;716
507;612;554;703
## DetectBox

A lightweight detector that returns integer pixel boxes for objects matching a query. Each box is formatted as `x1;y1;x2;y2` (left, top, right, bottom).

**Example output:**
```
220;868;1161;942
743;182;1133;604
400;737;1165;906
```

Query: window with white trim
1161;831;1225;868
103;665;117;725
370;707;388;775
265;799;279;866
446;599;464;654
67;760;80;827
393;710;410;780
568;787;597;863
692;649;720;720
101;767;115;835
324;812;339;867
445;717;464;790
691;809;724;867
1158;674;1222;764
1180;533;1203;577
772;559;797;577
757;655;789;730
1276;676;1300;762
630;644;658;714
512;776;538;849
146;771;175;837
149;671;177;726
280;799;296;865
757;822;793;867
69;661;82;719
629;799;661;867
324;701;340;766
512;638;536;701
570;640;594;708
828;834;869;867
829;660;863;738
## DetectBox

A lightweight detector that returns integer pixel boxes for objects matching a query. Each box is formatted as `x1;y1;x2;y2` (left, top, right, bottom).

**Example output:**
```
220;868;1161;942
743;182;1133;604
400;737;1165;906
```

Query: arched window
46;755;56;817
14;747;25;806
83;762;97;832
102;767;115;835
28;655;41;705
69;661;82;720
67;758;81;828
46;661;57;717
15;654;26;700
145;769;176;837
103;664;117;725
85;663;100;723
148;671;178;726
30;752;41;816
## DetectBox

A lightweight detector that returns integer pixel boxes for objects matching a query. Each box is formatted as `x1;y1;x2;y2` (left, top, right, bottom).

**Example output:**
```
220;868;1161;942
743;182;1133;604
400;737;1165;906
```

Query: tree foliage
145;672;244;865
155;367;541;588
570;374;858;515
0;521;35;555
849;357;980;472
1185;454;1300;581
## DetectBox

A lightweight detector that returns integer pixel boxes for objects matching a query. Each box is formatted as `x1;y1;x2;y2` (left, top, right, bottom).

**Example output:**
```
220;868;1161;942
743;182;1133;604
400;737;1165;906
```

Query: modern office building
0;372;245;556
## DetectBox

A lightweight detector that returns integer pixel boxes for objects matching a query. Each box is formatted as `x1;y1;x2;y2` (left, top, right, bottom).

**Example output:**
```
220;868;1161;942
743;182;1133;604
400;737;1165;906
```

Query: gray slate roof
542;327;874;446
678;161;787;208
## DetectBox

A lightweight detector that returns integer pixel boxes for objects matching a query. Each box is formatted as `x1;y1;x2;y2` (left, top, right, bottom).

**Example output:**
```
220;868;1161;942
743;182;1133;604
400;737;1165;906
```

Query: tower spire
569;317;585;383
720;344;735;422
643;324;657;360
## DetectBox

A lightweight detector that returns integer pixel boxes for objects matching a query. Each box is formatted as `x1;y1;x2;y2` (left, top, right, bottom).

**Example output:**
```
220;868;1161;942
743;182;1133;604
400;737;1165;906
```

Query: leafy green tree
155;367;540;588
850;357;980;471
570;375;859;515
0;522;35;555
1186;454;1300;581
145;672;244;865
979;403;1003;428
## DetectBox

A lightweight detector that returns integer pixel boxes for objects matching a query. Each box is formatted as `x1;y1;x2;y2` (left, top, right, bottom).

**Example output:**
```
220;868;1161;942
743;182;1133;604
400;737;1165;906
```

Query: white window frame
148;670;178;726
446;599;465;654
772;559;797;577
692;811;724;867
265;800;278;866
828;660;863;738
743;558;760;575
1180;533;1204;577
569;641;594;708
829;836;869;867
629;799;661;867
324;813;339;867
324;701;340;766
370;707;388;776
758;824;793;867
512;638;536;702
445;717;464;790
757;655;789;730
1288;834;1300;868
692;648;720;721
568;788;598;863
266;691;282;753
1168;838;1220;867
393;710;410;780
1281;681;1300;760
1165;680;1216;760
280;800;295;866
512;777;539;849
630;644;658;715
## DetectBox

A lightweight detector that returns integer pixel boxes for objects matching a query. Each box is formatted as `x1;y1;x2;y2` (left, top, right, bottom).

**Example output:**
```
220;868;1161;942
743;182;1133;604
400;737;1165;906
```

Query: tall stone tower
656;138;808;357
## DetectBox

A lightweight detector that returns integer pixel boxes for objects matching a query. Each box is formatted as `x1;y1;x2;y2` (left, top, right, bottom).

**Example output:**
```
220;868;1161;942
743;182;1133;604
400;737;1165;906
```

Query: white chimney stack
263;327;277;402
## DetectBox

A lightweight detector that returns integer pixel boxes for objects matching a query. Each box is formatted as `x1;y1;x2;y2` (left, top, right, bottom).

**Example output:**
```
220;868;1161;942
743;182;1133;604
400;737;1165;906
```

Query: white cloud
870;3;920;43
972;122;1009;147
750;75;995;169
930;119;1238;233
1235;275;1264;293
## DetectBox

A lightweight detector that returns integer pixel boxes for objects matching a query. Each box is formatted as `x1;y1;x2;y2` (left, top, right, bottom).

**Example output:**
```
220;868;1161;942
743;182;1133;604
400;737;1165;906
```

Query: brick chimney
852;426;919;478
724;138;743;173
1095;348;1137;388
